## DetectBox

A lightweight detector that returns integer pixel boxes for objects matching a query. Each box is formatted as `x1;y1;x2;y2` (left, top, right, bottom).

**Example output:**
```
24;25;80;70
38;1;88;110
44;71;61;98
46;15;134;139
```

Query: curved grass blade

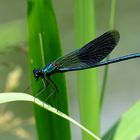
0;93;101;140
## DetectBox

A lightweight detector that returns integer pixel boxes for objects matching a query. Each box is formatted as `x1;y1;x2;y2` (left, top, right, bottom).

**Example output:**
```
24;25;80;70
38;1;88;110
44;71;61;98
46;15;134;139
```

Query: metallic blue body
42;63;56;74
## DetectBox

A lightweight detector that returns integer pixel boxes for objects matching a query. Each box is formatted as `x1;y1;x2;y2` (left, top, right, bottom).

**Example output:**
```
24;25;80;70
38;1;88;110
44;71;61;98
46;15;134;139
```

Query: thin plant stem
100;0;116;109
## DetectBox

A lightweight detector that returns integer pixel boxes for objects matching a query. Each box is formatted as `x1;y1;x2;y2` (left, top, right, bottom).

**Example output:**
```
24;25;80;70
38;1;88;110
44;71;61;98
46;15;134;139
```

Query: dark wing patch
53;30;120;72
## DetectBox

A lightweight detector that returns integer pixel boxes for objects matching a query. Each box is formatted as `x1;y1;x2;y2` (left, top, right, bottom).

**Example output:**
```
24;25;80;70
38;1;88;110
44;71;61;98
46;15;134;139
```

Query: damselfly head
33;68;43;81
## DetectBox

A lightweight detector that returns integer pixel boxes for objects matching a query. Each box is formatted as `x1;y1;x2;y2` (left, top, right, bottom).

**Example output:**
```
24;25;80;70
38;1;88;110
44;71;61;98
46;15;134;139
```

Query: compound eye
33;69;40;77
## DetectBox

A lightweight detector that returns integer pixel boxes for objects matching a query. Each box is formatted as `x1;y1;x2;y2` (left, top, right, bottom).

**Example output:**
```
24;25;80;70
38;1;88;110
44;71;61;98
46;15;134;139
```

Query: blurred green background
0;0;140;140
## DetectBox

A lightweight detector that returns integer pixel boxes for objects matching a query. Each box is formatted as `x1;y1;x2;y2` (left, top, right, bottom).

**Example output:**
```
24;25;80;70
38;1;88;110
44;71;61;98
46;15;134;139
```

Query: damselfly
33;30;140;100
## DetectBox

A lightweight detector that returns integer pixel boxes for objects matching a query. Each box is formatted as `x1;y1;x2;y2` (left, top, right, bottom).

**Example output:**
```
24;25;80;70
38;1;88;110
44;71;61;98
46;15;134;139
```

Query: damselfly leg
43;74;59;102
33;75;59;104
34;79;48;103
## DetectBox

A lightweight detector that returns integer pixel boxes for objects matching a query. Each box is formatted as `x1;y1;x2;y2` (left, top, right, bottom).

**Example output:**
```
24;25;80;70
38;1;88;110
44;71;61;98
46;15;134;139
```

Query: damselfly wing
48;30;119;74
